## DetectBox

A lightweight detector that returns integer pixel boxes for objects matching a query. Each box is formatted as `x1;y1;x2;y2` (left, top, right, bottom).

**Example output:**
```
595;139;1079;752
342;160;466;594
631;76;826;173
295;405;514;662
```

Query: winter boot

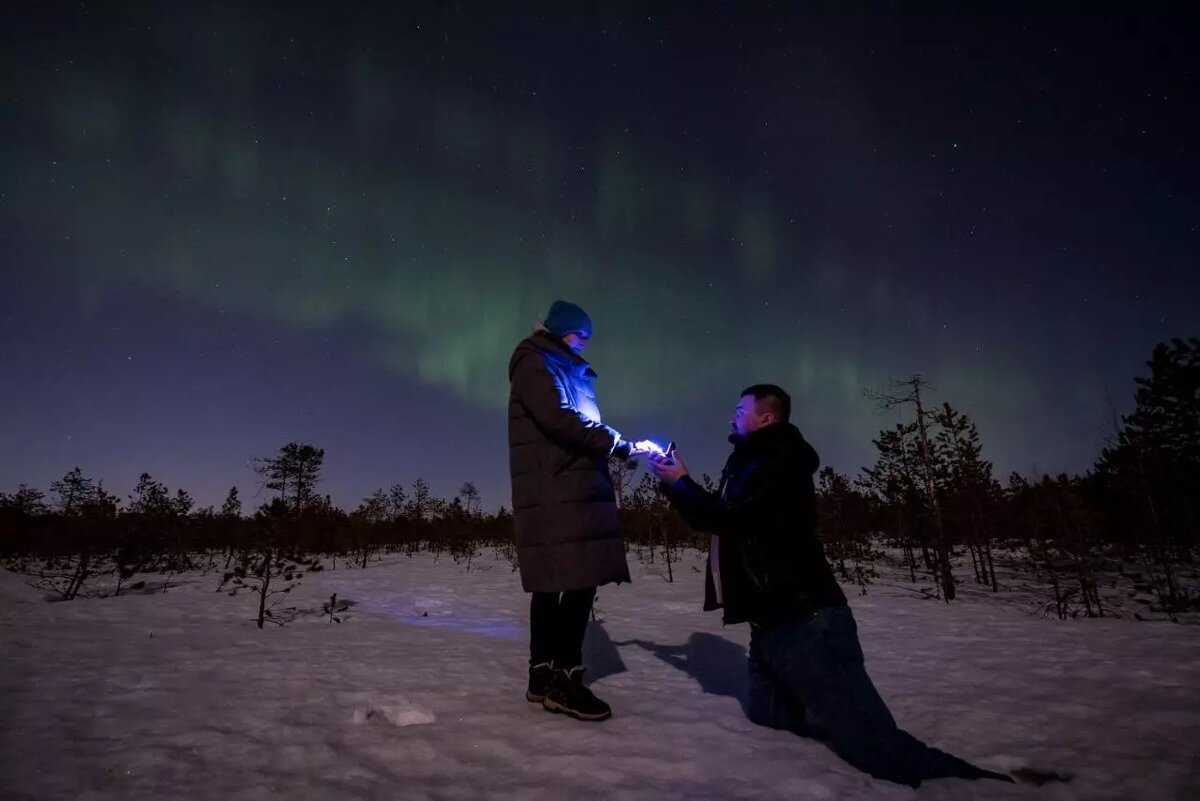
526;662;554;703
541;666;611;721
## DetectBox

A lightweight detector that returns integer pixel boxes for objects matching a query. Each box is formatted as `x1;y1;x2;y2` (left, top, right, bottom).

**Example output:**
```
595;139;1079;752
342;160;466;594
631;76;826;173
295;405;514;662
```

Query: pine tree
358;489;390;524
172;489;195;518
1009;473;1106;619
935;403;1000;591
221;499;322;628
387;483;408;521
29;475;115;600
817;468;876;592
114;473;171;595
860;421;926;584
220;487;242;519
128;473;171;515
459;482;482;518
250;443;325;512
352;490;389;568
408;477;432;523
1097;337;1200;617
866;377;956;600
0;485;49;516
220;487;243;569
51;467;95;516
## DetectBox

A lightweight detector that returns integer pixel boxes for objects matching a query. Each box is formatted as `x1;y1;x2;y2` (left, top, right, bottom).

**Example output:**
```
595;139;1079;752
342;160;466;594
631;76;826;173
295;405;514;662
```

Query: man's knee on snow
746;689;793;730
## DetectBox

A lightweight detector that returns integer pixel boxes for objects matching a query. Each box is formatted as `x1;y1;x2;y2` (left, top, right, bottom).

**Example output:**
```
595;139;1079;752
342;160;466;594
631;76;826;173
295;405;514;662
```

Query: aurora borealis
2;3;1196;510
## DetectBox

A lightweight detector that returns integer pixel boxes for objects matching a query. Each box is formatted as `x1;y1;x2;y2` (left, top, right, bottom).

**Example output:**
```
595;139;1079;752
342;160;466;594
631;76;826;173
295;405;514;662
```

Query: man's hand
648;451;689;484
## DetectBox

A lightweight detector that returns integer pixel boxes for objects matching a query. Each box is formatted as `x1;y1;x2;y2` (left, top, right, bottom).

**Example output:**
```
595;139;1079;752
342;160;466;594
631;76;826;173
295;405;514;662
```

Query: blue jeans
747;606;1004;787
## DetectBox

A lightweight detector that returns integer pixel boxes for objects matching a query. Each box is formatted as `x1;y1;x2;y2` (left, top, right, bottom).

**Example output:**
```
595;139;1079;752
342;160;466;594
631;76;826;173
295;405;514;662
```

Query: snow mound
350;695;436;727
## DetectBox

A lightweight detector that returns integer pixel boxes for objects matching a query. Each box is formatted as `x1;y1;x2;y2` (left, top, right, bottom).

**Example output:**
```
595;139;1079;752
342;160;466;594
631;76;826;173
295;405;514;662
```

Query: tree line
2;338;1196;622
817;338;1199;620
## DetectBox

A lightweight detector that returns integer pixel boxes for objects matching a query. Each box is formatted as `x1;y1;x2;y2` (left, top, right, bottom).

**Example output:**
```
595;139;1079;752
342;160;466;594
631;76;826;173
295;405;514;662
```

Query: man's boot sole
525;690;547;703
541;696;611;721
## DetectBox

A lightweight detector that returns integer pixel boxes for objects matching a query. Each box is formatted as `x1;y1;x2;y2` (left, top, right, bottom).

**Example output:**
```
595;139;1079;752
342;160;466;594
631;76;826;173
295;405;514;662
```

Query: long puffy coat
507;331;631;592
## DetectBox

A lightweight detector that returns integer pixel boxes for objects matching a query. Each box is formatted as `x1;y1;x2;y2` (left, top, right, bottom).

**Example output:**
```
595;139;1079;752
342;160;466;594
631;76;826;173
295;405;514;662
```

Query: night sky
1;3;1196;512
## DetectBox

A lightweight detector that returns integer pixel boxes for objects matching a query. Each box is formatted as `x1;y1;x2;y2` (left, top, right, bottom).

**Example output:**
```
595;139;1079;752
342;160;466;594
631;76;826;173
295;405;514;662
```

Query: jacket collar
728;422;820;474
728;421;792;451
531;330;595;376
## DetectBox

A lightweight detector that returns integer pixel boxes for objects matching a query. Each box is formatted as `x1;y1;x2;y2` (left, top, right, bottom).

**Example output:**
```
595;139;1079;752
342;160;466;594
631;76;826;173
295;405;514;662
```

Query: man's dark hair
740;384;791;423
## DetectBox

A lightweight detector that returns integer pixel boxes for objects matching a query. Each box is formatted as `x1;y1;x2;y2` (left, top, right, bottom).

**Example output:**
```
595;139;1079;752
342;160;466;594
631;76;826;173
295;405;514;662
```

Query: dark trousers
747;605;1003;788
529;587;596;669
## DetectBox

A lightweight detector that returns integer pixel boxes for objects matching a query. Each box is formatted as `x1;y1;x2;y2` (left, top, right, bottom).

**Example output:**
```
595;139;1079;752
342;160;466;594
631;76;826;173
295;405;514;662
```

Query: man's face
730;394;774;437
562;331;590;356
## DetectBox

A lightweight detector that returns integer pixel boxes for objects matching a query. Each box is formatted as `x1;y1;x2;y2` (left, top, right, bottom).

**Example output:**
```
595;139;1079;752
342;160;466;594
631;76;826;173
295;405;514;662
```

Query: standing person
647;384;1015;788
507;300;647;722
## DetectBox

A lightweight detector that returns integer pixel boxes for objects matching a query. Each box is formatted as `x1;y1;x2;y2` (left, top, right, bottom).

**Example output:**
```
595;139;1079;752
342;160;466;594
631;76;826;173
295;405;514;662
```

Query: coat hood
508;330;593;381
729;422;820;475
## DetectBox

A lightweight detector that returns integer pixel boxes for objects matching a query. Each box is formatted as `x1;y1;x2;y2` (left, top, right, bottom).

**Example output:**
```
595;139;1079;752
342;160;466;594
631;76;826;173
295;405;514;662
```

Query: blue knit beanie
544;300;592;337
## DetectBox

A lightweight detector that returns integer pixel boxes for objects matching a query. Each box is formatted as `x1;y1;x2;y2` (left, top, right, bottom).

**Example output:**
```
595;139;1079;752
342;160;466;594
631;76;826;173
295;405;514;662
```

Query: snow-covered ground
2;549;1197;801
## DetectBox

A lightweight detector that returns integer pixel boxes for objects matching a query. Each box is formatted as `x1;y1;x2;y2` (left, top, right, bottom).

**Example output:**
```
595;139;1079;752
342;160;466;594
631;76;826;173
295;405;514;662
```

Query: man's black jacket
663;422;847;626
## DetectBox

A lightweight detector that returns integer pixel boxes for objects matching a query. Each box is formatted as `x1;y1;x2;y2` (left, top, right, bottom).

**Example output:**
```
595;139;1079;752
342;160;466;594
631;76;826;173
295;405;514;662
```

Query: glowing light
634;440;669;457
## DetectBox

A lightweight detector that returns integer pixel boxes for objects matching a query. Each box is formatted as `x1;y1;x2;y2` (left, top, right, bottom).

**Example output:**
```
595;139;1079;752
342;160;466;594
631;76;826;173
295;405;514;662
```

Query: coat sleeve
511;352;621;458
660;479;723;532
663;462;787;540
